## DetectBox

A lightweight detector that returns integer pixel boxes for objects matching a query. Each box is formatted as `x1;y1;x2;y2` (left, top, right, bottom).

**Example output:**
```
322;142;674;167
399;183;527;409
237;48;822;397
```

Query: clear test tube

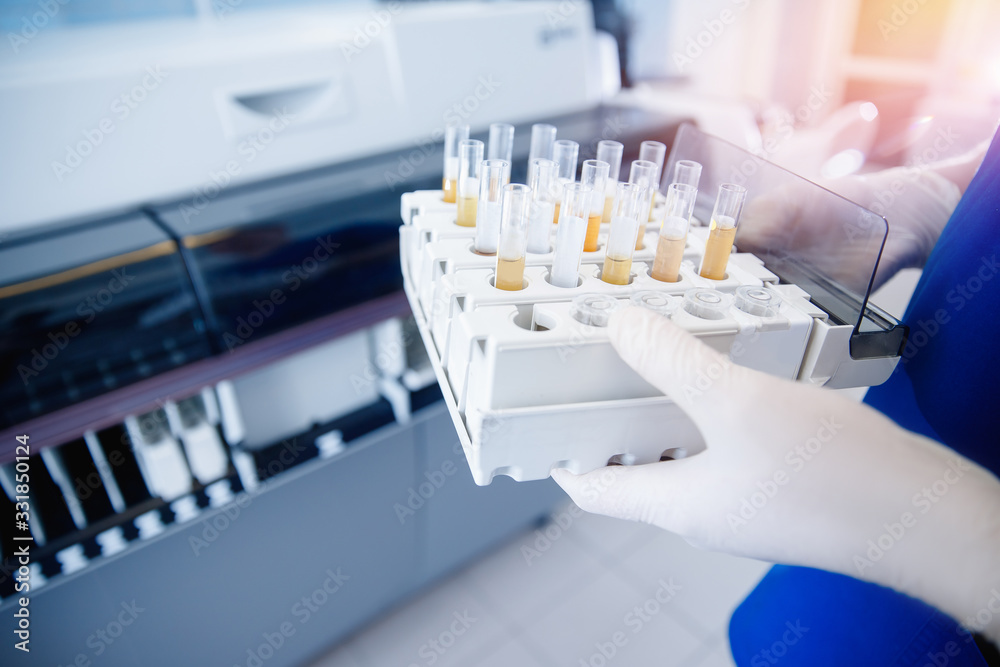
651;183;697;283
596;140;624;222
639;141;667;221
627;159;658;249
456;139;484;227
672;160;703;189
528;123;557;164
526;158;558;254
699;183;747;280
474;159;511;254
549;182;592;288
551;139;580;224
494;183;532;291
580;160;610;252
442;124;469;203
601;182;645;285
488;123;515;163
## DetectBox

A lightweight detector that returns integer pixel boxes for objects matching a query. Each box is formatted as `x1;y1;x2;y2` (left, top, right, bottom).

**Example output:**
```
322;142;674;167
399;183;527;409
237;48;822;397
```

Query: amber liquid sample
601;256;632;285
495;256;526;291
583;213;602;252
699;218;737;279
647;195;657;222
456;195;478;227
443;178;457;203
634;224;646;251
553;201;561;225
651;235;686;282
602;195;614;223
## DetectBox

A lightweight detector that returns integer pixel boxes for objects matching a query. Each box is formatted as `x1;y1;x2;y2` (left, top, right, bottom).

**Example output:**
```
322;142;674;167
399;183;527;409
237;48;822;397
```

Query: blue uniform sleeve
731;128;1000;666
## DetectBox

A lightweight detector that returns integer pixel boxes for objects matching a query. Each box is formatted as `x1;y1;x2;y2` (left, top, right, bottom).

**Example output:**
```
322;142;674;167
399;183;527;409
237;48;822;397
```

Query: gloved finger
551;462;698;530
608;306;755;426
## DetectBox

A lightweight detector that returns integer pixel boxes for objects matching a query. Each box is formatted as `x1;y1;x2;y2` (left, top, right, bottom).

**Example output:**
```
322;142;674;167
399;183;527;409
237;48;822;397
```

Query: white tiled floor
309;503;771;667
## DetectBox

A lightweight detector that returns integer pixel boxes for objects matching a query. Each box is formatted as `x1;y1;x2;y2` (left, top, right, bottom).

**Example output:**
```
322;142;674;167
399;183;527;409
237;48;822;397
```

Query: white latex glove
738;167;960;290
552;307;1000;641
739;132;994;291
826;167;960;285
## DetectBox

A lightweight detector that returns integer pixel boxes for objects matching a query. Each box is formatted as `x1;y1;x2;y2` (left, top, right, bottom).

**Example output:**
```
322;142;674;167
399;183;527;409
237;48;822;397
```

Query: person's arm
552;307;1000;643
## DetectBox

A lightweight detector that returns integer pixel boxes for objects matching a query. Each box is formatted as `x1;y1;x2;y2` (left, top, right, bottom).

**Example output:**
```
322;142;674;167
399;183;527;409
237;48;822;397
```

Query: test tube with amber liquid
494;184;532;291
651;183;697;282
638;141;666;221
699;184;747;280
456;139;484;227
580;159;609;252
597;140;623;223
601;182;645;285
442;124;469;203
627;159;657;250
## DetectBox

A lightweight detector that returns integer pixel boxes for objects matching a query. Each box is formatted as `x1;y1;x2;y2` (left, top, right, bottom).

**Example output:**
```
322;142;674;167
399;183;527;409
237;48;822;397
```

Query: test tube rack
399;190;901;486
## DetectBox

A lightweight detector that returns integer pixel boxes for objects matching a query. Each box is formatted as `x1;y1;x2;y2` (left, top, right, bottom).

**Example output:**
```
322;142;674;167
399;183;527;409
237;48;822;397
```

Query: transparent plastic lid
735;285;782;318
682;288;732;320
665;124;906;358
630;291;678;317
570;294;621;327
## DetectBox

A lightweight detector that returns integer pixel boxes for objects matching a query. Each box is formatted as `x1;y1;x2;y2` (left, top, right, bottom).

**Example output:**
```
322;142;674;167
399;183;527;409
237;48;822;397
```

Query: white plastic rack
399;125;904;485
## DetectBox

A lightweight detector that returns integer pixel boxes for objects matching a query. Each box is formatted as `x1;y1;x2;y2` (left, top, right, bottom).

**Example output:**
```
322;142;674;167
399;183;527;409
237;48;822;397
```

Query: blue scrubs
730;129;1000;666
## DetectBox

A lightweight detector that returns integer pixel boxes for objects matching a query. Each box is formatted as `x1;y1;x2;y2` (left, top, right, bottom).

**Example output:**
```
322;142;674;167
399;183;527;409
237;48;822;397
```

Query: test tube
456;139;484;227
442;124;470;203
627;160;657;249
580;160;610;252
488;123;515;163
526;158;558;254
596;140;624;222
474;159;511;254
528;123;557;163
639;141;667;221
672;160;703;189
601;182;645;286
699;183;747;280
651;183;697;283
494;183;532;291
549;182;592;288
551;140;580;224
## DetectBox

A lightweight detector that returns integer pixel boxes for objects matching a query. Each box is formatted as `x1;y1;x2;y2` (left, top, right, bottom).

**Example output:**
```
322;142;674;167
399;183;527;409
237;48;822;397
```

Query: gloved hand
552;307;1000;641
738;166;961;290
740;135;996;291
832;167;961;285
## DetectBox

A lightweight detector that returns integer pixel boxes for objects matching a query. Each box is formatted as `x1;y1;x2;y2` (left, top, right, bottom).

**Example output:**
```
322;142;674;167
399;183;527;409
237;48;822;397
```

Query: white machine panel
0;2;601;231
